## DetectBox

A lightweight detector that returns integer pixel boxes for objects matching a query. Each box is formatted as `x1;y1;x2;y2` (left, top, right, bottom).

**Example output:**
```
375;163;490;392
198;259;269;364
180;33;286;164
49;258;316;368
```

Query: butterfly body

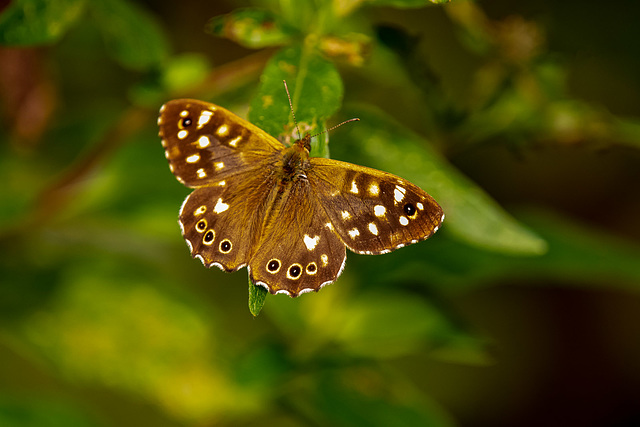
159;99;443;297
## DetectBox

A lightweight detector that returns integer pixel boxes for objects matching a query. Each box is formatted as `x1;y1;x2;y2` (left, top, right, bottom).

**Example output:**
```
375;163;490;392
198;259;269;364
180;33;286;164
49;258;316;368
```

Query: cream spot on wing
177;130;188;139
194;205;206;215
168;163;175;172
341;210;351;220
213;198;229;214
180;110;189;117
196;168;206;178
399;216;409;226
197;135;210;148
374;205;386;217
350;180;359;194
321;254;329;266
417;202;424;210
325;222;334;231
215;162;224;170
217;180;226;186
228;136;242;147
186;154;200;163
216;124;229;136
348;228;360;239
394;185;406;203
197;110;213;129
369;183;380;196
303;234;320;251
368;223;378;235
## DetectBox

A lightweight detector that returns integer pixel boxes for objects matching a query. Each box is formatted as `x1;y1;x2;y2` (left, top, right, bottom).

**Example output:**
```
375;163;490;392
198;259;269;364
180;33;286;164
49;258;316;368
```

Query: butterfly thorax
280;136;311;178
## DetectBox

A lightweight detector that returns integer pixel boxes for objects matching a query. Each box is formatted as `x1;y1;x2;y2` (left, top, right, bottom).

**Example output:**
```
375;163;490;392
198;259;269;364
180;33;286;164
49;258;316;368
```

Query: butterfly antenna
310;118;360;140
283;80;302;140
283;80;360;140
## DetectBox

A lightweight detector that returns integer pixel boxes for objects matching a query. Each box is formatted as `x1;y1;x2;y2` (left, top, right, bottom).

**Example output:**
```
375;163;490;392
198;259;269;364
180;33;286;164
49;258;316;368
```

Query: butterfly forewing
309;158;444;255
159;99;284;187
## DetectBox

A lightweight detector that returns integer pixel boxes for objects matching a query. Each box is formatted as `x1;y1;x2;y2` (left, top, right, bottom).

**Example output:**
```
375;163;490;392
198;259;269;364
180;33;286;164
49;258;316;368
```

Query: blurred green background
1;0;640;426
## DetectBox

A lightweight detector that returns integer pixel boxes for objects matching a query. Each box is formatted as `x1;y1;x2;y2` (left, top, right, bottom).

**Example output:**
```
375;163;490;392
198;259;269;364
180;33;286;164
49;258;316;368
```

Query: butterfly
158;98;444;297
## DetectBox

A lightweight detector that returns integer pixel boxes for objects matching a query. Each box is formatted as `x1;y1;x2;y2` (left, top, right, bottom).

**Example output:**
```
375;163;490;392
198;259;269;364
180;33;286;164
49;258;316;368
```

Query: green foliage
89;0;169;70
0;397;101;427
0;0;86;45
249;44;343;158
206;8;296;48
0;0;168;70
248;278;268;316
1;0;639;426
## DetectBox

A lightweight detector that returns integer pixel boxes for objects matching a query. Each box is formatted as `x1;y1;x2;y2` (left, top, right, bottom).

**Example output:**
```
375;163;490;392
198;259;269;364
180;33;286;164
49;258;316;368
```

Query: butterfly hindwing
308;158;444;255
179;165;277;272
248;181;347;296
159;99;284;187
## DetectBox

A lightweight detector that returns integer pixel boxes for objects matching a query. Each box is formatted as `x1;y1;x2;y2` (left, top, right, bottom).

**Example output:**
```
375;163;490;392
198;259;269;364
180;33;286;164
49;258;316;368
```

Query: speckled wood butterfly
158;98;444;297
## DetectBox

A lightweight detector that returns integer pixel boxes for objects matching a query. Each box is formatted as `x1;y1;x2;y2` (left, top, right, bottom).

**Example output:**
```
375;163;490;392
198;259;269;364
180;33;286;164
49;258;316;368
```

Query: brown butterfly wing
308;158;444;255
160;99;285;271
178;169;277;272
158;99;284;187
248;180;347;297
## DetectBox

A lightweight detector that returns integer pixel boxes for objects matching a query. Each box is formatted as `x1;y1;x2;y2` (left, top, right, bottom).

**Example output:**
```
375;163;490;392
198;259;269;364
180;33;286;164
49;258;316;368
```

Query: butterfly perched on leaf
158;97;443;297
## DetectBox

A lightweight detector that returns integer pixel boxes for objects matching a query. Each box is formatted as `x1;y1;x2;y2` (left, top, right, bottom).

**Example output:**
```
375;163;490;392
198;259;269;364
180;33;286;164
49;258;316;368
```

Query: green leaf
248;278;268;317
206;8;297;49
248;44;343;157
89;0;169;70
0;0;86;46
332;105;548;255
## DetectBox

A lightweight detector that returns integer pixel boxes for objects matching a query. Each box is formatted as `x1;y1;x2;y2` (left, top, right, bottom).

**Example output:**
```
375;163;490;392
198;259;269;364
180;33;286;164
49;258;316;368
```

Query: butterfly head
296;133;312;152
